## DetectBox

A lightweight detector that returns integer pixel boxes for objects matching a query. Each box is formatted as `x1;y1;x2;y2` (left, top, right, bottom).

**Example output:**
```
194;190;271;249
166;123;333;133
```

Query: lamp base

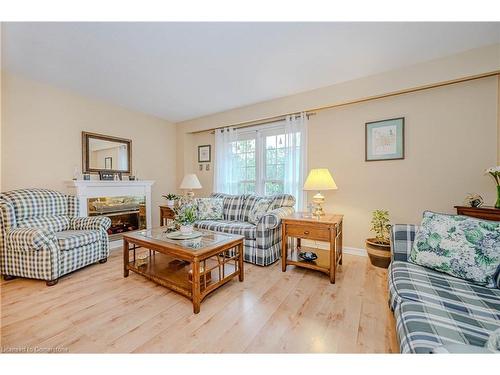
312;192;326;217
183;191;195;203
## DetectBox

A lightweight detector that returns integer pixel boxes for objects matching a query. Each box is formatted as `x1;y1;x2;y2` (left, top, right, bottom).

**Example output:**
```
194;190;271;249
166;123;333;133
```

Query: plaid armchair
0;188;111;286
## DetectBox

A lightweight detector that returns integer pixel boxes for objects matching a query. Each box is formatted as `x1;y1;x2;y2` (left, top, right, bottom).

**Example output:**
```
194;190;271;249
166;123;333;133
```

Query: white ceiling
2;22;500;123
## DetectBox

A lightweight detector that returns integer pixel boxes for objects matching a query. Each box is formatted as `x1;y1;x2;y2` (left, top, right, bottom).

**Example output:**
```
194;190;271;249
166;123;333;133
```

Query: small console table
455;206;500;221
281;212;343;284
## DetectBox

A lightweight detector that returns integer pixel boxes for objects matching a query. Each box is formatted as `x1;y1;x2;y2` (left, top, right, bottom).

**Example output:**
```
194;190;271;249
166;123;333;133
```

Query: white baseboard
299;239;367;257
343;246;367;257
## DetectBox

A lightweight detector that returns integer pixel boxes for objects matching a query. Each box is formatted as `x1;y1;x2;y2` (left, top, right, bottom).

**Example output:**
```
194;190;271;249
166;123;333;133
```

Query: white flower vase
166;199;175;207
180;224;194;235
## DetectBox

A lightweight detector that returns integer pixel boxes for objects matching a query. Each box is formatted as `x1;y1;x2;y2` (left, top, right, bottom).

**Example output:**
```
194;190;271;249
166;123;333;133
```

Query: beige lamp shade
303;168;338;191
179;174;202;190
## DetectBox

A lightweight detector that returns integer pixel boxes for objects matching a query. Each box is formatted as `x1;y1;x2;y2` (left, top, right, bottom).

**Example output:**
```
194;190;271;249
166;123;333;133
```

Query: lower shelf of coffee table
127;253;234;298
286;246;331;273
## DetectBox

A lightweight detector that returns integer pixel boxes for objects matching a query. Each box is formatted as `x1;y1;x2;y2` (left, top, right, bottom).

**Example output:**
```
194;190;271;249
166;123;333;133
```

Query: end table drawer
286;224;330;241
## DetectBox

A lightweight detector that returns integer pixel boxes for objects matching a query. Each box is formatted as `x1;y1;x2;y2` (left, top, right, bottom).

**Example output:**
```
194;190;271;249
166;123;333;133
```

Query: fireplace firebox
87;196;146;241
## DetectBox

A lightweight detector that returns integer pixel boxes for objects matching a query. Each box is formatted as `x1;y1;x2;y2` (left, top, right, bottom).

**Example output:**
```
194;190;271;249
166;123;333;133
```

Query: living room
1;1;500;371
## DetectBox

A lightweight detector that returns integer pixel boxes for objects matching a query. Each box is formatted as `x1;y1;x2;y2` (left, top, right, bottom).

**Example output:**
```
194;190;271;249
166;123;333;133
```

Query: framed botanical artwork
198;145;211;163
365;117;405;161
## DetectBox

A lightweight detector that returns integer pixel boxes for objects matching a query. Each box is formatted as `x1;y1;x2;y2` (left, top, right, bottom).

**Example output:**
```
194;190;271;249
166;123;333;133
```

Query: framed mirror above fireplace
82;131;132;174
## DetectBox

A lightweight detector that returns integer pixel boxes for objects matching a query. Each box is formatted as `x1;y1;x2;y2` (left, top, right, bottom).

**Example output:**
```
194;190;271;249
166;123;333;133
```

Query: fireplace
65;180;154;246
88;196;146;241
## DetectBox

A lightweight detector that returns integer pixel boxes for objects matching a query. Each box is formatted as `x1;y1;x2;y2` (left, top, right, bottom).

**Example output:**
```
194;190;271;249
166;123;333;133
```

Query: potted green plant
366;209;392;268
162;193;178;207
485;166;500;208
175;204;198;235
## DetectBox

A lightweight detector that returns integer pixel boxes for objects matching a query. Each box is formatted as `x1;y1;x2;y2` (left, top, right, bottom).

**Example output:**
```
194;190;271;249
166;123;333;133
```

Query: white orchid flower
486;166;500;185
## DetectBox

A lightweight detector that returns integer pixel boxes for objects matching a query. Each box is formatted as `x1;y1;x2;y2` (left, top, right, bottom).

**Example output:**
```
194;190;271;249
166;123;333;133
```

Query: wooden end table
159;205;176;226
123;228;244;314
281;213;343;284
455;205;500;221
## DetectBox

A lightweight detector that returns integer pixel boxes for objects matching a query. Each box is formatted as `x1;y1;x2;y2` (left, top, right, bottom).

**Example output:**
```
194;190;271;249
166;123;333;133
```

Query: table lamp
303;168;338;217
179;174;202;198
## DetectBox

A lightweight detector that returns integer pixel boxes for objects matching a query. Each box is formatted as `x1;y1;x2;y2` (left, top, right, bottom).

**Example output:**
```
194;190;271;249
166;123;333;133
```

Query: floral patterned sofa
0;188;111;285
388;223;500;353
193;193;295;266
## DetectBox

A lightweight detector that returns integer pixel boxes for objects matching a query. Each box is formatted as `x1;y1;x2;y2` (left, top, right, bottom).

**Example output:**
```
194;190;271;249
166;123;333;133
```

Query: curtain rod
189;70;500;135
206;112;316;134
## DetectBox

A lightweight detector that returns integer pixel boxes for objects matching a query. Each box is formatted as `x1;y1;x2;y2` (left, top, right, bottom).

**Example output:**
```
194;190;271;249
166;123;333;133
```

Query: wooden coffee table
123;228;244;313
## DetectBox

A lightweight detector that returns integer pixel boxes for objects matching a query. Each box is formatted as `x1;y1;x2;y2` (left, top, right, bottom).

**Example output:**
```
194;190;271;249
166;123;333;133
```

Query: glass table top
136;227;241;250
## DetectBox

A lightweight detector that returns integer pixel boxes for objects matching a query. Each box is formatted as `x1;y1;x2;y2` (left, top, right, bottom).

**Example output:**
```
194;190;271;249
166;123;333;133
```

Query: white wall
0;23;3;190
177;44;500;249
191;131;215;197
498;76;500;164
307;77;497;249
1;72;177;227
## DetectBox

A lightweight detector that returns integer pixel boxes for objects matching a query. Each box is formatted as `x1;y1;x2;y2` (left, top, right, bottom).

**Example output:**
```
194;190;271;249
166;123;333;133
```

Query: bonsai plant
162;193;179;207
370;209;391;245
366;209;392;268
174;204;198;235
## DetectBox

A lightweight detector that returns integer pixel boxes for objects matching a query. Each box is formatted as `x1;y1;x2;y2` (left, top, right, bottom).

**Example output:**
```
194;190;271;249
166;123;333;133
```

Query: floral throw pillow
409;211;500;287
196;198;223;220
248;198;272;225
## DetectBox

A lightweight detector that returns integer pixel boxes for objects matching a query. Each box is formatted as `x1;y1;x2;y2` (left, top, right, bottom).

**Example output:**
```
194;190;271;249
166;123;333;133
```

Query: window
264;133;285;195
215;114;307;208
228;126;299;196
233;139;256;194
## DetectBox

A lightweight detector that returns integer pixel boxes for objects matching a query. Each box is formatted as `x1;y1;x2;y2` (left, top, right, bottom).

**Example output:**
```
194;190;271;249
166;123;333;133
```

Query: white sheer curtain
284;112;308;210
214;127;239;194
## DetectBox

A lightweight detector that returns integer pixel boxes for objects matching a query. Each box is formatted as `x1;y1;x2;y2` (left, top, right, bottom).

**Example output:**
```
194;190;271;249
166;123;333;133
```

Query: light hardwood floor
0;249;398;353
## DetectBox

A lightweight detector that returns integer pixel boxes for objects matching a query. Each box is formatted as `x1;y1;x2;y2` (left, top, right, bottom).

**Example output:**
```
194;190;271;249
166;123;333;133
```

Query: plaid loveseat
388;224;500;353
193;193;295;266
0;188;111;285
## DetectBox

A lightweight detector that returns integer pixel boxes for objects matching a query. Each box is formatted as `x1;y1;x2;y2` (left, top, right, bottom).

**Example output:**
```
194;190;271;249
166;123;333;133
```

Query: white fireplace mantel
65;180;155;232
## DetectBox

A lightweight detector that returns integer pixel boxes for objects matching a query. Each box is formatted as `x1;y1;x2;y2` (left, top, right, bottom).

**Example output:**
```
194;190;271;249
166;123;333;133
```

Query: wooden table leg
338;223;343;265
123;238;129;278
192;260;201;314
329;229;336;284
281;224;287;272
238;242;244;282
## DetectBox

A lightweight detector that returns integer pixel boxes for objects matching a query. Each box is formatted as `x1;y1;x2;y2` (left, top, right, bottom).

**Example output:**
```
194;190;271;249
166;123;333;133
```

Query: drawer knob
304;230;310;235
